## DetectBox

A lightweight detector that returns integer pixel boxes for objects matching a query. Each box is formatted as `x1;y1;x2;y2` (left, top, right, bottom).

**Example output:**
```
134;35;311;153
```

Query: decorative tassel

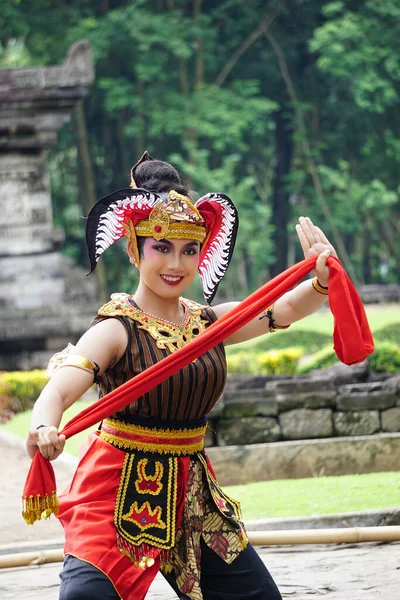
116;534;158;569
22;492;59;525
159;548;174;573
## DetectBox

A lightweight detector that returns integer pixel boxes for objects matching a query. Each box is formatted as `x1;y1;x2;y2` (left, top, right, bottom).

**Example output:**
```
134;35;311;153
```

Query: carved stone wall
206;363;400;447
0;41;98;370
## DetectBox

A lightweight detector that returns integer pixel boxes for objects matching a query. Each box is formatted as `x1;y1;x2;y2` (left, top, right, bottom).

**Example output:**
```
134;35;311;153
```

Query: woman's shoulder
97;292;137;319
181;297;218;323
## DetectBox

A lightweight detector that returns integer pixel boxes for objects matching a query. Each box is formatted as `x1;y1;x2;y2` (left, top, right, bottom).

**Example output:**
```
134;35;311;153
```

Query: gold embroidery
98;294;208;353
100;418;207;455
115;453;178;549
123;500;166;531
135;458;164;496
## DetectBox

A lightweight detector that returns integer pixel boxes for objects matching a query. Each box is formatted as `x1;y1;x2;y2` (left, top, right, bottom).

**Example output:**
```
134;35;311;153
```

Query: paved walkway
1;542;399;599
1;434;399;598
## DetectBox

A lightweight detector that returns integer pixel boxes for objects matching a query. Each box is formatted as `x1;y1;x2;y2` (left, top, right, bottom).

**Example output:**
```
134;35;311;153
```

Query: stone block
337;391;396;411
265;377;335;395
225;375;279;393
338;382;383;394
223;390;277;417
276;391;336;412
381;408;400;433
383;375;400;399
206;433;400;485
310;361;369;385
216;417;281;446
280;408;333;440
334;411;380;436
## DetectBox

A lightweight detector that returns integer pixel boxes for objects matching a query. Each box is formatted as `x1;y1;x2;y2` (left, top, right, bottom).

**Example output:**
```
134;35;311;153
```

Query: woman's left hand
295;217;337;287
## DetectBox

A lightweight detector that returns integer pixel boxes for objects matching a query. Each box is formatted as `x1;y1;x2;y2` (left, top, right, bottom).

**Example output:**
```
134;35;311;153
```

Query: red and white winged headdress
86;187;238;304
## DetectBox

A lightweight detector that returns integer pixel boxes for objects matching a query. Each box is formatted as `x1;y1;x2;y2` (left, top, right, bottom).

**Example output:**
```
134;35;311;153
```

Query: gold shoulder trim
97;292;133;318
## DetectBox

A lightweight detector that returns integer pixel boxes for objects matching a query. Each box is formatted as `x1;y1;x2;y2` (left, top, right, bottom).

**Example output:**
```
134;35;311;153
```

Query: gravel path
1;435;399;599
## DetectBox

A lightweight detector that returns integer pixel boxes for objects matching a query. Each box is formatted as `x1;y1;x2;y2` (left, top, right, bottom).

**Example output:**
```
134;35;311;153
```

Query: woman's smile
160;274;185;286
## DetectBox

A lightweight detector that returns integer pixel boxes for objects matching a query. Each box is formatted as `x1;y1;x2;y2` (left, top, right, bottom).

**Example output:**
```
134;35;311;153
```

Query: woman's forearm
30;381;65;430
274;278;328;325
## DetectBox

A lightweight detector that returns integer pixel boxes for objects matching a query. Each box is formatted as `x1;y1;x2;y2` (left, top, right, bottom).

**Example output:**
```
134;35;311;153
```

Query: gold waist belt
100;418;207;455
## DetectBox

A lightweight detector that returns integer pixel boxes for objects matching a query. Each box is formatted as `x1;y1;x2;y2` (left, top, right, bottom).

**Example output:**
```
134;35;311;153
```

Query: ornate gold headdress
123;190;207;266
86;151;239;303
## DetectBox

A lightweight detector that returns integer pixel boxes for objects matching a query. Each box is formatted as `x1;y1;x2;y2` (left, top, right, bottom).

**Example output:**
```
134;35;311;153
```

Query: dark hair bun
134;160;189;196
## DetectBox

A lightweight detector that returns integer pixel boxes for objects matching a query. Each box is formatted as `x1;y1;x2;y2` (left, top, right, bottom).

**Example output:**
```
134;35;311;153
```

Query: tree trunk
271;109;293;276
76;102;108;303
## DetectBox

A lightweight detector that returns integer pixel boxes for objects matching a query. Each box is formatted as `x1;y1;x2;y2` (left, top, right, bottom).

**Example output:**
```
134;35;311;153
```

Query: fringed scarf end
22;491;59;525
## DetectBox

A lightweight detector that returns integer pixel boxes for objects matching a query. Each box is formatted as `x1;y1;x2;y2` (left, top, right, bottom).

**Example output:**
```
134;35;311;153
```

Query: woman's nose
167;252;183;270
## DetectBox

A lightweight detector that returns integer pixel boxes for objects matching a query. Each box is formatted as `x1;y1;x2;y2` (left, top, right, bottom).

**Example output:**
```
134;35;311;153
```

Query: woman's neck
132;285;185;325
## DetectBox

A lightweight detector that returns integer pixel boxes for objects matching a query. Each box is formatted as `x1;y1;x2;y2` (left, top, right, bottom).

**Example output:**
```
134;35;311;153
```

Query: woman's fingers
299;216;316;245
31;426;64;460
295;223;311;252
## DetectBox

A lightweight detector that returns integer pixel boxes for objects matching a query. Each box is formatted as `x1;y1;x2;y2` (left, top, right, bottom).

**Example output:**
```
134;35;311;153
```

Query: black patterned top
91;293;227;421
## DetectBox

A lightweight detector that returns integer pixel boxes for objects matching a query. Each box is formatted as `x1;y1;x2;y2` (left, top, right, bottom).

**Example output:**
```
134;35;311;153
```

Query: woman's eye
184;248;198;256
154;245;168;253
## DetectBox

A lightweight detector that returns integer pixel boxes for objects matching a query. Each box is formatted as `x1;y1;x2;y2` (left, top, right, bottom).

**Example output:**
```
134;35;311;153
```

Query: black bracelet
36;424;47;429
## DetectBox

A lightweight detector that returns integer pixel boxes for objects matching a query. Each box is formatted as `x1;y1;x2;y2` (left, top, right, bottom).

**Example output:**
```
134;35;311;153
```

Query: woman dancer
26;152;335;600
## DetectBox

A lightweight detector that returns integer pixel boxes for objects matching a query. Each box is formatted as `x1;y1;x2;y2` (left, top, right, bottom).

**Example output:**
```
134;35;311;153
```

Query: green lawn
225;471;400;520
0;399;97;457
287;304;399;335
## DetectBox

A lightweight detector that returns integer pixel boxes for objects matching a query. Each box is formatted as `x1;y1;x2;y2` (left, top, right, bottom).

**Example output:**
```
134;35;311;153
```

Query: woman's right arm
26;317;128;461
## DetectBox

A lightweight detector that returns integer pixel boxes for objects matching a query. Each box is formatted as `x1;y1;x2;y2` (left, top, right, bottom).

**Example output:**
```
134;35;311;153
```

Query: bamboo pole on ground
1;526;400;569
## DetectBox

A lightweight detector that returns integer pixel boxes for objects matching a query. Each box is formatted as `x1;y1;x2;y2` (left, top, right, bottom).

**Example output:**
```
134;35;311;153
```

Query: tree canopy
1;0;399;300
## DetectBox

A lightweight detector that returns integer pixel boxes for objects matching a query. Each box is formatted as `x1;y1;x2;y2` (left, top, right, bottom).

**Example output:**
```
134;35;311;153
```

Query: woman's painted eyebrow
153;240;199;248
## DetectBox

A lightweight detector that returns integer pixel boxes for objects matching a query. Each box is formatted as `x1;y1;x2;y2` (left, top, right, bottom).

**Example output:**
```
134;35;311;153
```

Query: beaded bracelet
312;277;329;295
259;303;291;332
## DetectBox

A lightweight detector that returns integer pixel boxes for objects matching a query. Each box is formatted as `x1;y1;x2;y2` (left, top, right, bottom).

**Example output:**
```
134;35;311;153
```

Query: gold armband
46;344;100;383
312;277;329;295
259;303;290;332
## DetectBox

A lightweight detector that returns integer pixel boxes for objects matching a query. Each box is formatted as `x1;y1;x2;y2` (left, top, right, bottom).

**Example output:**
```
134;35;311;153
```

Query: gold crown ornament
124;190;207;266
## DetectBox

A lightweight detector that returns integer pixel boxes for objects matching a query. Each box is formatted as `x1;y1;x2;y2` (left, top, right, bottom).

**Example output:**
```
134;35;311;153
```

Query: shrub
374;322;400;347
227;347;303;375
0;370;47;414
298;341;400;375
298;346;337;374
368;342;400;373
256;347;303;375
226;352;255;375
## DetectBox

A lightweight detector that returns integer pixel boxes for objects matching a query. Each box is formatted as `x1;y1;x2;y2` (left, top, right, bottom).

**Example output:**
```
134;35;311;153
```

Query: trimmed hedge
227;347;303;376
299;341;400;375
298;346;337;374
0;370;47;417
368;342;400;373
374;322;400;347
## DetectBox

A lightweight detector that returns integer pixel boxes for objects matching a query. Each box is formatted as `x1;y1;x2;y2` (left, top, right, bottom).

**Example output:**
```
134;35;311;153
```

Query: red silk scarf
22;256;374;523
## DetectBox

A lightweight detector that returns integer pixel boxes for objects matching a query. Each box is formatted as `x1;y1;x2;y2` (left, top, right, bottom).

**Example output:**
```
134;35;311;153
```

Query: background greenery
1;0;399;301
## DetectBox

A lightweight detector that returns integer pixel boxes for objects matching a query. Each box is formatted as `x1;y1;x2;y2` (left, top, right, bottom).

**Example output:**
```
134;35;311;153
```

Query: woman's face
137;237;201;298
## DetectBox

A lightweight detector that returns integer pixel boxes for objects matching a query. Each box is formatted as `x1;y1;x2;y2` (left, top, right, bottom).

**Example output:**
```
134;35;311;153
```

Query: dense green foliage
1;1;399;298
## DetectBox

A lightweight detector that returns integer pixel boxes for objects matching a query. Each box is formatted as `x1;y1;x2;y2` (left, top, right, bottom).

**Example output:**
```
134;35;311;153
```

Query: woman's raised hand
26;426;66;460
295;216;337;287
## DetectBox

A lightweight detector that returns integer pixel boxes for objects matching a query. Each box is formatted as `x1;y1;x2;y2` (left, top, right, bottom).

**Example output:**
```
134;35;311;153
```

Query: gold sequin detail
98;294;208;353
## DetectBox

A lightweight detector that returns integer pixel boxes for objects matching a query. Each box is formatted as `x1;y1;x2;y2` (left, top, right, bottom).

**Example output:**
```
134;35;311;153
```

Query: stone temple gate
0;41;98;370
